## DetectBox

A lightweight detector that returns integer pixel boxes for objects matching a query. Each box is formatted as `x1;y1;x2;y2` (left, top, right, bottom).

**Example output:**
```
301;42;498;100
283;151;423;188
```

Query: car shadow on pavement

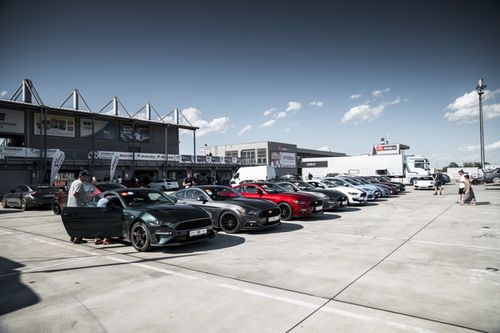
475;202;490;206
0;256;41;316
335;207;361;213
299;214;341;221
246;222;303;235
161;233;246;253
0;209;22;215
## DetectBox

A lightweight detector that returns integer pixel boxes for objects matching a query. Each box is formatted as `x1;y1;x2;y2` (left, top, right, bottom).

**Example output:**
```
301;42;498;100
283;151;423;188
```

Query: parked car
334;176;391;198
324;178;378;201
413;176;435;190
61;188;216;252
149;178;180;191
233;182;323;220
306;180;367;205
484;168;500;184
1;185;62;211
52;182;126;215
356;176;400;195
170;185;281;233
275;181;348;210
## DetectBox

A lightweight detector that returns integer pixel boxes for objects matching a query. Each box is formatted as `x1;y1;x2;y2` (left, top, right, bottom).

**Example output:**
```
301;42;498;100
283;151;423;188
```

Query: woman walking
461;174;476;205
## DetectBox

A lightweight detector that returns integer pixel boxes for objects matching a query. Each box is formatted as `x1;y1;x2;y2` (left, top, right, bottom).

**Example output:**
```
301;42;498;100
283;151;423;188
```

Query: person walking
433;170;444;195
457;169;466;203
461;174;476;205
67;170;90;243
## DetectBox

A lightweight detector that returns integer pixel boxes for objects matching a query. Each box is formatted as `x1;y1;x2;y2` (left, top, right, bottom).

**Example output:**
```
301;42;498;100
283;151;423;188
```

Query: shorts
458;188;466;194
434;181;442;188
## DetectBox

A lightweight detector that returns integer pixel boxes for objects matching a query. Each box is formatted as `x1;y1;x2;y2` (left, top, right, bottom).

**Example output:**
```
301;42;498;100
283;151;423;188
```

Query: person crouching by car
67;170;90;244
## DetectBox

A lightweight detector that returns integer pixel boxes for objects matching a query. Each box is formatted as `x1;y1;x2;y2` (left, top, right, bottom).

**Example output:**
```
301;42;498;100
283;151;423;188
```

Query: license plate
44;194;55;198
189;228;207;237
268;215;280;222
314;205;323;211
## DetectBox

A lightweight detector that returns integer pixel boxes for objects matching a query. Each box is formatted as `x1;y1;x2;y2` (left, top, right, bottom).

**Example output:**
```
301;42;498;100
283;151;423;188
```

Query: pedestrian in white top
457;169;466;203
67;170;90;243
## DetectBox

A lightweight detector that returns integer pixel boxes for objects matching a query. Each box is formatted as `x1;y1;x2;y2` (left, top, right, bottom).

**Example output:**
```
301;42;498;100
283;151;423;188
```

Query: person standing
461;174;476;205
67;170;90;243
433;170;444;195
182;172;195;188
457;169;466;203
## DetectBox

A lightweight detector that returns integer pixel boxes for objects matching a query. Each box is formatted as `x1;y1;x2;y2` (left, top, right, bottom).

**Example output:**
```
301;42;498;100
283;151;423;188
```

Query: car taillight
31;192;41;197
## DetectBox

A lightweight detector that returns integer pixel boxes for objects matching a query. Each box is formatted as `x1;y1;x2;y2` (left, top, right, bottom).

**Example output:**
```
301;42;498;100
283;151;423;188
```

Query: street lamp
475;78;486;180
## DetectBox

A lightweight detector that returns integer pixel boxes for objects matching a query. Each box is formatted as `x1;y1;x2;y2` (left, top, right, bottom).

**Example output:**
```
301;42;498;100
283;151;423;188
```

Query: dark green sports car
61;188;216;251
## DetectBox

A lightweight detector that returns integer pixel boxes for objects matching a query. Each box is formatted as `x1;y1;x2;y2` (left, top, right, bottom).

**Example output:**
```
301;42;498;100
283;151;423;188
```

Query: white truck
230;166;277;185
302;154;431;185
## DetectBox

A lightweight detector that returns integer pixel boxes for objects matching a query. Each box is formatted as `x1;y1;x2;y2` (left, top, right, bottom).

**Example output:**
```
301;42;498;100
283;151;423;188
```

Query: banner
0;147;61;158
50;150;65;182
270;151;296;168
119;124;150;143
109;153;120;181
0;109;24;134
34;113;75;137
80;118;115;140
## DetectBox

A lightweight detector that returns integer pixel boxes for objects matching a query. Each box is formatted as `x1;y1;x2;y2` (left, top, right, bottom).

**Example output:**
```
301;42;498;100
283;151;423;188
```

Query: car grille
360;192;366;197
309;200;322;208
259;208;280;218
175;218;213;231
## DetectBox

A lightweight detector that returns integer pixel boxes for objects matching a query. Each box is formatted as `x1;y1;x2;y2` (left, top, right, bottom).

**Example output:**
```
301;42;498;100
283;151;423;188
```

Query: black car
275;181;348;210
61;188;216;251
2;185;62;211
485;168;500;184
171;185;281;233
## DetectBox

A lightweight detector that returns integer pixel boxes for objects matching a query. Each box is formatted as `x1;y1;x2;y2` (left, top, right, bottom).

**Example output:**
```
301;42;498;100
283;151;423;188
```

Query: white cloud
341;97;401;124
286;101;302;112
317;145;330;151
260;119;277;128
1;91;8;98
350;93;361;100
310;101;324;107
275;111;287;119
238;124;252;136
179;107;231;137
263;108;276;116
461;140;500;152
371;88;391;97
444;89;500;123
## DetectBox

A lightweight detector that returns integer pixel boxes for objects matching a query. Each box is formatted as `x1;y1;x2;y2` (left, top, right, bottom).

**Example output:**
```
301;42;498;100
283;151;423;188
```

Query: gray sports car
171;185;281;233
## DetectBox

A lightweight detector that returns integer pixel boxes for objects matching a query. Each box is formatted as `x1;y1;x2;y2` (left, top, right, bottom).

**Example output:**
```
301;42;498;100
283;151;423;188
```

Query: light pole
475;78;486;181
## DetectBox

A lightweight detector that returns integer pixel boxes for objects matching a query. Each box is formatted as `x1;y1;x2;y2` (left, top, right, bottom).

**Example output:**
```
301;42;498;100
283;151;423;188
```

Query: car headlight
141;213;161;225
236;207;257;215
292;200;307;205
317;193;329;199
348;192;358;195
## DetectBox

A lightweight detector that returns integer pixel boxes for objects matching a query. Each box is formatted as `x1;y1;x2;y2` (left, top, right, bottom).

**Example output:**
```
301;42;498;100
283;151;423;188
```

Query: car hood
127;203;209;223
301;188;344;199
222;197;277;210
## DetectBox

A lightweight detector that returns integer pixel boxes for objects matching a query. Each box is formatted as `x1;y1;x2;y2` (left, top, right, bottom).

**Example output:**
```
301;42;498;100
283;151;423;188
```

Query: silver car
149;179;180;191
171;185;281;233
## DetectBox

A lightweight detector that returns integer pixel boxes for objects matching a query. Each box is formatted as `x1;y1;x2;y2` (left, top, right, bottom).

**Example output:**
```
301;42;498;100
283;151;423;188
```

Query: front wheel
52;202;62;215
492;176;500;184
131;222;152;252
410;178;417;185
374;190;381;198
20;198;27;211
219;212;240;234
278;203;293;221
1;197;8;208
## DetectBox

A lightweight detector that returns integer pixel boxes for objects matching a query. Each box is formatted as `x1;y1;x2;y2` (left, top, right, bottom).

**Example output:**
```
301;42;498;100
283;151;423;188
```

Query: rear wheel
278;203;293;221
1;198;8;208
492;176;500;184
52;202;62;215
410;178;417;185
374;190;381;198
161;185;166;191
20;198;27;211
131;222;152;252
219;212;240;234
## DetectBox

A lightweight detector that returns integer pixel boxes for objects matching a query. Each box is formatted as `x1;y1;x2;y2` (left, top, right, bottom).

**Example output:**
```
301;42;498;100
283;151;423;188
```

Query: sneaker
72;238;87;244
95;239;104;245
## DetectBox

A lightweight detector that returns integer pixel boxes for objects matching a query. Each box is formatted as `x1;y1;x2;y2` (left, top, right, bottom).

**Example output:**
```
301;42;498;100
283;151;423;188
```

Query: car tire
492;176;500;184
374;190;381;198
219;212;240;234
278;203;293;221
52;202;62;215
161;185;166;191
20;198;28;211
1;198;8;209
410;178;417;185
131;221;152;252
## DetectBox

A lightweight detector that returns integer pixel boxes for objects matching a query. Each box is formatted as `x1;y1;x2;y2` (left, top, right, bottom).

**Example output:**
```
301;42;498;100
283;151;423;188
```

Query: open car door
61;207;123;238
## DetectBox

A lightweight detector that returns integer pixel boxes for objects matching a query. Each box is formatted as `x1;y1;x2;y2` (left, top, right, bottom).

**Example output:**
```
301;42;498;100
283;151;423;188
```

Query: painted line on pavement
31;237;100;256
410;240;500;251
105;256;199;280
0;228;14;235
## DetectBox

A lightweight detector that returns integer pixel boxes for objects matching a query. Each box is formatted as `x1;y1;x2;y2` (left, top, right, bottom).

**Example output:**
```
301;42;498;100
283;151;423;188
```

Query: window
257;148;267;164
240;185;258;194
241;149;256;164
225;150;238;158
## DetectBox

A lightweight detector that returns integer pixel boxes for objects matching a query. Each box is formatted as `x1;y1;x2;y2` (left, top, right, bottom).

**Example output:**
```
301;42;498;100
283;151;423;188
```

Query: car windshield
201;187;242;200
340;178;360;185
118;190;175;207
260;183;285;194
294;181;316;190
97;183;126;191
321;180;337;188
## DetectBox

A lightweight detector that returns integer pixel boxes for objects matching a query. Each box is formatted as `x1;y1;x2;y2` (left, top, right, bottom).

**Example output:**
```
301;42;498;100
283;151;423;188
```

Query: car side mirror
257;189;264;196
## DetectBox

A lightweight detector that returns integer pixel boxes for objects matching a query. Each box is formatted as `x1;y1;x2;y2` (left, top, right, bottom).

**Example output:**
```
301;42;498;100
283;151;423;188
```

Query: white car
306;180;367;205
149;179;179;191
413;176;435;190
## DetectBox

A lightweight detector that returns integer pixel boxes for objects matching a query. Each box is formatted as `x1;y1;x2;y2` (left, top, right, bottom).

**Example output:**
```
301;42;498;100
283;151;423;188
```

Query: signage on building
34;113;75;137
80;118;115;140
301;161;328;168
0;109;24;134
270;151;296;168
372;144;399;155
119;124;150;143
0;146;61;158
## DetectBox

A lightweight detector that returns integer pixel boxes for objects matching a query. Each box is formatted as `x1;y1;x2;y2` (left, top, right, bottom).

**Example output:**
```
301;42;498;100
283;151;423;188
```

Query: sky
1;0;500;168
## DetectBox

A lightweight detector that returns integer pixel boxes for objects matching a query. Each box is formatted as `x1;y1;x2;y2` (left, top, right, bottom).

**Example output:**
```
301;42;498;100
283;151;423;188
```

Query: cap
458;169;464;174
79;170;89;177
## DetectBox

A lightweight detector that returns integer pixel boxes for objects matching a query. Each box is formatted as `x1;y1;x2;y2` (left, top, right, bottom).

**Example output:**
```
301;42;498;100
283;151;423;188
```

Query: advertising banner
34;113;75;137
181;155;193;163
50;150;65;182
0;109;24;134
270;151;296;168
0;147;60;158
109;153;120;181
80;118;115;140
119;124;151;143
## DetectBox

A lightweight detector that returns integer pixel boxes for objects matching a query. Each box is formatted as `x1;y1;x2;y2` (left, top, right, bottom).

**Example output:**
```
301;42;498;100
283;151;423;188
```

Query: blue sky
1;0;499;167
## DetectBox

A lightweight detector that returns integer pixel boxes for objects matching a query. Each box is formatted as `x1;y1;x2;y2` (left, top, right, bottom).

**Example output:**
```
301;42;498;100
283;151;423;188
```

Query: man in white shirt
457;169;466;203
67;170;90;243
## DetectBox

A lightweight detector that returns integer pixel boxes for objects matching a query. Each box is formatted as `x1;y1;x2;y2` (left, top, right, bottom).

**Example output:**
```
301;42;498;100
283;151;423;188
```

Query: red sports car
52;182;126;215
233;182;323;220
